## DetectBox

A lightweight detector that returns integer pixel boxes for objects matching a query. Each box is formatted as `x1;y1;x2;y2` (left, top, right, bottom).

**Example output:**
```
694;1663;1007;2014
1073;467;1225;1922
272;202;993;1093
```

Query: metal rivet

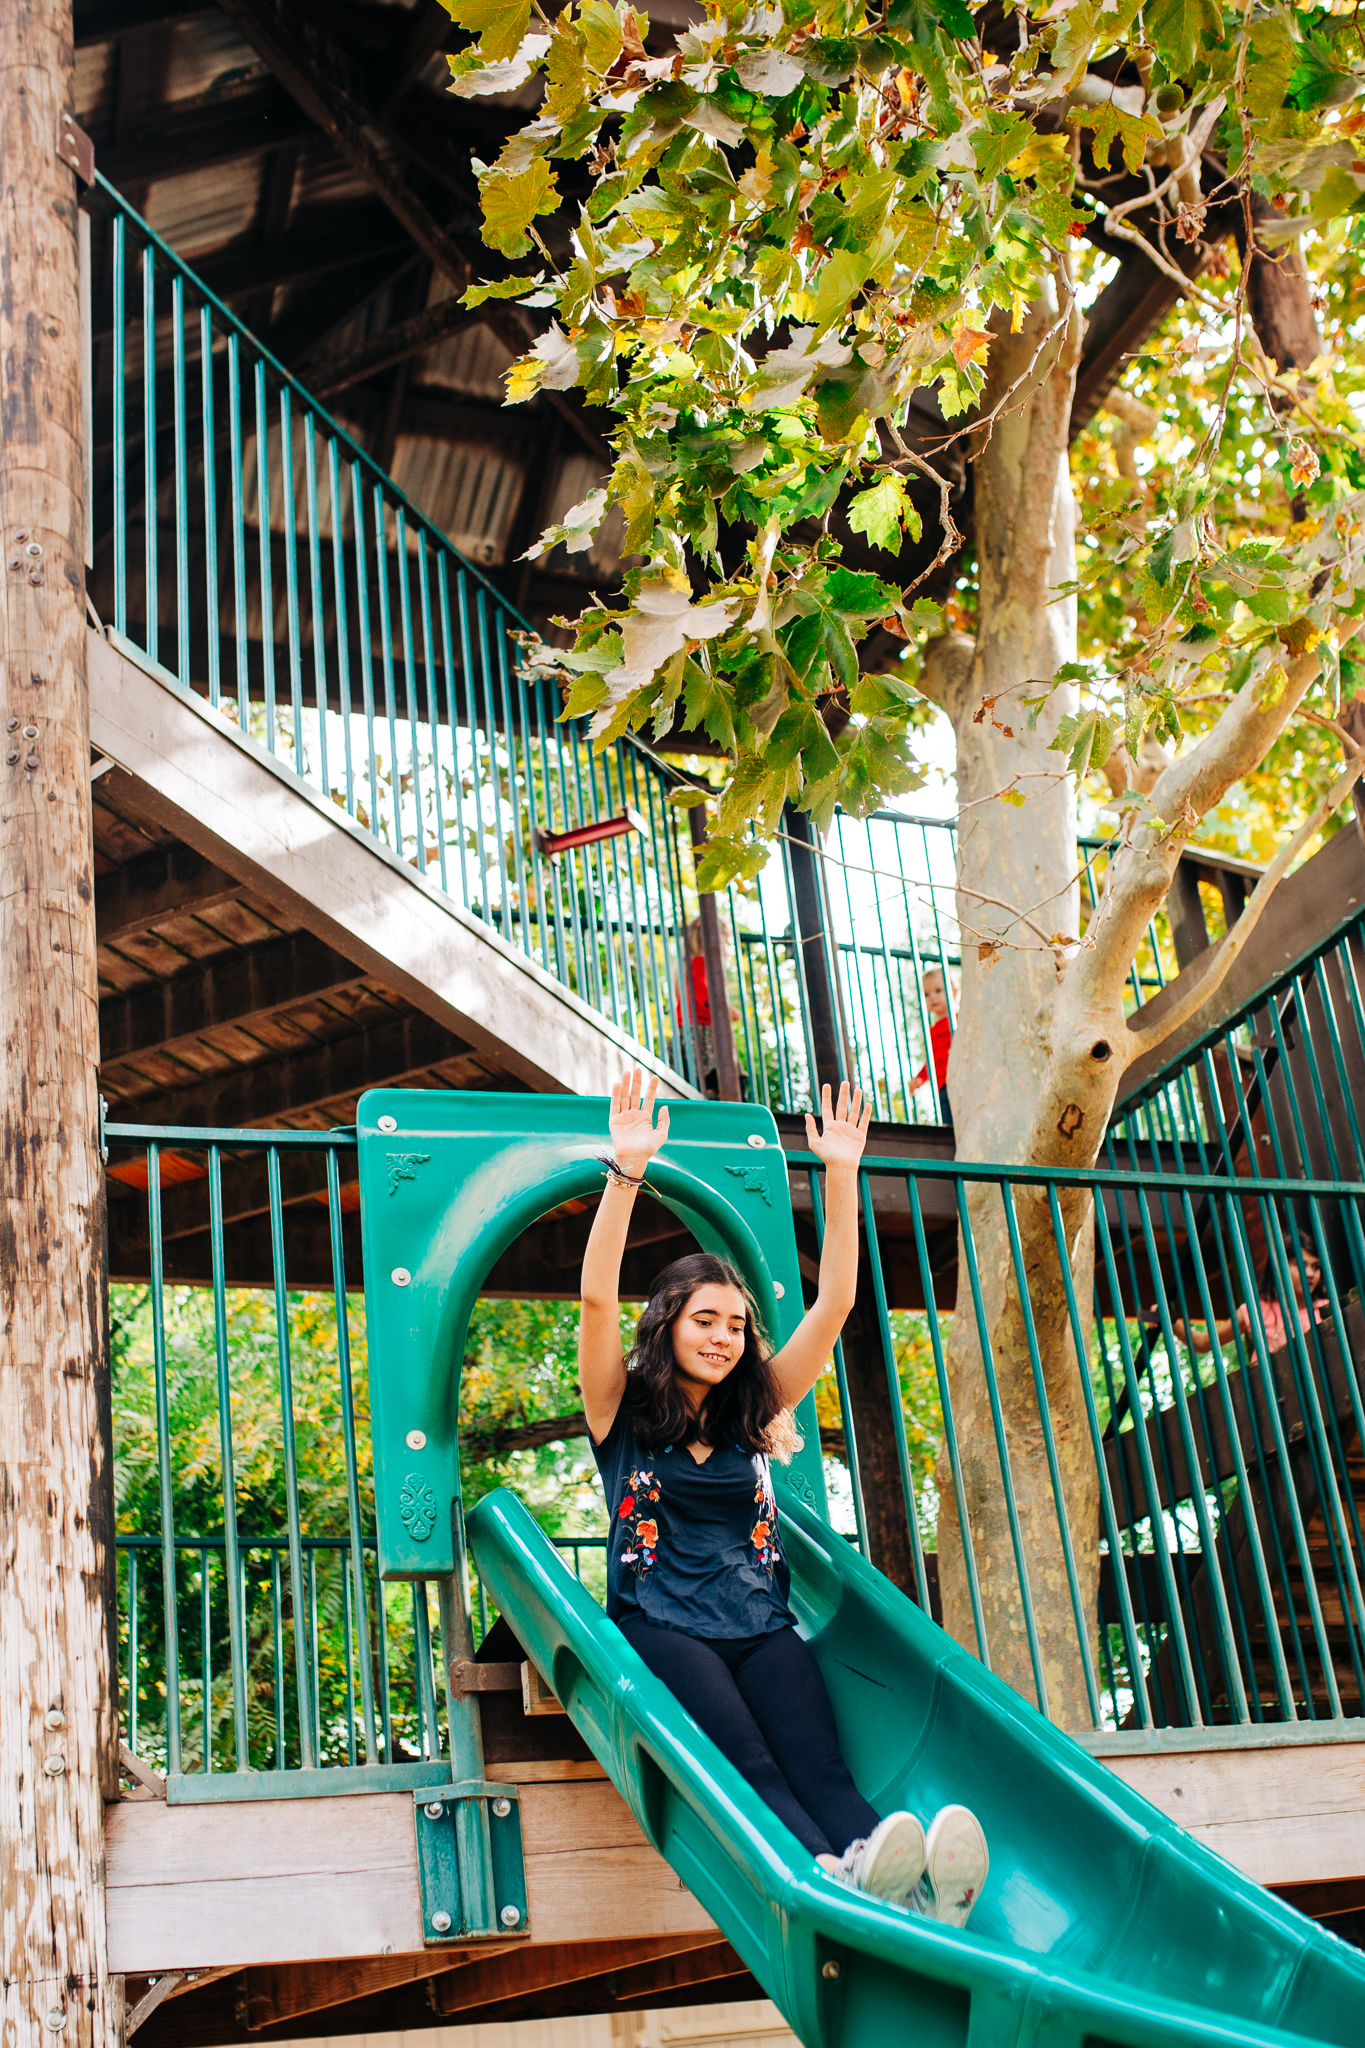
500;1904;522;1928
492;1796;511;1817
747;1134;766;1147
29;572;44;586
377;1113;398;1133
772;1282;785;1299
25;542;42;557
25;754;39;770
44;1709;65;1730
44;2010;67;2032
22;725;38;738
822;1960;840;1980
430;1909;452;1933
424;1801;445;1819
43;1755;66;1776
6;751;18;766
6;717;17;731
406;1428;427;1450
391;1266;411;1287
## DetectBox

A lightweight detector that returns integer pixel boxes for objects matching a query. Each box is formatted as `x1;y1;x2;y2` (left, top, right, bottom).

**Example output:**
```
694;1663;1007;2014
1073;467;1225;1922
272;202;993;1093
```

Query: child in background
1147;1238;1329;1359
680;917;744;1098
911;967;954;1126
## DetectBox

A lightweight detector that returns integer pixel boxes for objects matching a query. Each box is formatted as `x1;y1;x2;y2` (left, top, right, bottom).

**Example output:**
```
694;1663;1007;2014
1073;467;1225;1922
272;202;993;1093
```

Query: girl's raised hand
804;1080;871;1172
609;1068;671;1173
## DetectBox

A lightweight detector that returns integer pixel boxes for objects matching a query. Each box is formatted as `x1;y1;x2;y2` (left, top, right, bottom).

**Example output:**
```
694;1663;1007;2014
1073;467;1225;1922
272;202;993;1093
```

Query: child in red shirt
911;967;953;1126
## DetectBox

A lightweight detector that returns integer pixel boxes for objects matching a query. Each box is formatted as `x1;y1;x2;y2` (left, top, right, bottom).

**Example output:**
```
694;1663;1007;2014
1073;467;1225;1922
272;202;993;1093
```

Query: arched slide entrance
356;1088;829;1586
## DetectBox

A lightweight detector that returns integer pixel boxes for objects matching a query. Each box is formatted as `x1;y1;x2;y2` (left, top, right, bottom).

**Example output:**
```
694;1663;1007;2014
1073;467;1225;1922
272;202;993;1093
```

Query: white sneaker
830;1811;926;1905
910;1805;988;1928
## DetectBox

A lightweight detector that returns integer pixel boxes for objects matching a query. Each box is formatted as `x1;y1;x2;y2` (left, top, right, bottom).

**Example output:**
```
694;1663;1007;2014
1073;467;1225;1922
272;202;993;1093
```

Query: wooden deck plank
105;1780;715;1973
1103;1740;1365;1887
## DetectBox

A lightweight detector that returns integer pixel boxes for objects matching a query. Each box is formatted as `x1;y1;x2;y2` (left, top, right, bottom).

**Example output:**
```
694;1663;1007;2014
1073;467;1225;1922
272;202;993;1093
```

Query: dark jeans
619;1617;880;1858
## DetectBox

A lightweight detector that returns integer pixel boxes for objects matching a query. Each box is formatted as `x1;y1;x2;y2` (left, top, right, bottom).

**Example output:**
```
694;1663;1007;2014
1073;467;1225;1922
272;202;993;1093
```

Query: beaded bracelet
597;1155;652;1193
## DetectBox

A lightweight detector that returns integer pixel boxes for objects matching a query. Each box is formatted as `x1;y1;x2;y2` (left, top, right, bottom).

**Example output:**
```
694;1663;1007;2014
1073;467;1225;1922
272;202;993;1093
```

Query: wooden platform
108;1735;1365;2043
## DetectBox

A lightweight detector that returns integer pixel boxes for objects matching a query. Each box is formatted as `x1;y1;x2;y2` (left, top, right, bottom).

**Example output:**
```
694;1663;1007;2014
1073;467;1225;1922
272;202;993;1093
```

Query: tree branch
1127;731;1365;1055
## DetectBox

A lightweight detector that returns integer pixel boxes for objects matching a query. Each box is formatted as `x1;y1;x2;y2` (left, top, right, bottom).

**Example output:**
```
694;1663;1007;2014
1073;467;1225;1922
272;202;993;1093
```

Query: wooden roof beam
97;845;249;948
102;1006;487;1128
96;83;310;186
303;294;486;394
98;928;371;1066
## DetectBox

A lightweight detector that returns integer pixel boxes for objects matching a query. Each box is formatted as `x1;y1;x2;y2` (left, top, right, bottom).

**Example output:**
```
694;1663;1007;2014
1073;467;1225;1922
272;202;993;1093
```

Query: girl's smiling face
671;1283;748;1407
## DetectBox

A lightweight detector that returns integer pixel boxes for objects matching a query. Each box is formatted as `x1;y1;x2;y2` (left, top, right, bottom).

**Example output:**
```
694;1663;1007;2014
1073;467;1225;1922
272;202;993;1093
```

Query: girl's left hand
804;1080;871;1172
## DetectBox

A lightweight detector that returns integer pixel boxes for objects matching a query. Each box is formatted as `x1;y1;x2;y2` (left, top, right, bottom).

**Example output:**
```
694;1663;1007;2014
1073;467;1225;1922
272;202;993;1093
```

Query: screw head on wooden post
430;1910;452;1933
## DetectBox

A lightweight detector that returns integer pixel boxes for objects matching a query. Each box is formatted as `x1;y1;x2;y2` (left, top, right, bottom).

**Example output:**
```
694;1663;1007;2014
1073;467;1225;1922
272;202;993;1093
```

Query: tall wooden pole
1;4;118;2044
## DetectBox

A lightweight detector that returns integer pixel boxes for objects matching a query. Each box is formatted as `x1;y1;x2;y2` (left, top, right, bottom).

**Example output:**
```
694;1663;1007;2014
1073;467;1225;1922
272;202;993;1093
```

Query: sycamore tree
445;0;1365;1720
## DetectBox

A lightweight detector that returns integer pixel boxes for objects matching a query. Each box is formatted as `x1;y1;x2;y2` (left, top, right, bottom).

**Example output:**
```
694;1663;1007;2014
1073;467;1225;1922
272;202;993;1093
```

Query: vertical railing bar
280;385;305;770
1176;1188;1296;1720
395;507;426;874
373;488;404;857
207;1146;251;1770
953;1177;1050;1718
254;358;277;751
1047;1184;1150;1727
200;307;222;707
171;273;190;685
266;1146;317;1767
905;1174;989;1664
142;242;158;667
351;464;381;843
201;1547;212;1773
127;1549;139;1754
857;1167;932;1612
999;1182;1103;1727
415;535;448;895
227;334;250;717
271;1549;286;1768
456;572;492;921
1093;1199;1204;1725
147;1143;182;1774
112;211;128;634
494;612;533;959
328;437;357;816
436;553;471;910
303;413;330;799
1132;1185;1250;1722
325;1148;378;1764
475;590;513;941
806;1167;870;1556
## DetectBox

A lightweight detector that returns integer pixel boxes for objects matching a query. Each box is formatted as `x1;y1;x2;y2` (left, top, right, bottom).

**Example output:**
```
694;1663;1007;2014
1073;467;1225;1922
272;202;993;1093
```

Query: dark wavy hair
621;1252;801;1461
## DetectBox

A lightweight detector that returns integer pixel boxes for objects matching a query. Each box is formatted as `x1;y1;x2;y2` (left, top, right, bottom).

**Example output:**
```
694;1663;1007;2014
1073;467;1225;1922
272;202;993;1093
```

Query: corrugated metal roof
143;161;261;261
162;14;268;104
390;433;527;567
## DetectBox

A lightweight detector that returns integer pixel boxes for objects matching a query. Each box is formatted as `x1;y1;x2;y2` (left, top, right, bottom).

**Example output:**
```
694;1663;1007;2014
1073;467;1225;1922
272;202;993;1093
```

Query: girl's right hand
609;1069;671;1174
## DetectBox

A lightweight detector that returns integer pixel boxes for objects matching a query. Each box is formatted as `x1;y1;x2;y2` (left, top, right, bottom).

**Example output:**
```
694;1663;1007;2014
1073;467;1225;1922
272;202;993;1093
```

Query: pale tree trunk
920;293;1101;1727
1;5;119;2044
916;285;1348;1727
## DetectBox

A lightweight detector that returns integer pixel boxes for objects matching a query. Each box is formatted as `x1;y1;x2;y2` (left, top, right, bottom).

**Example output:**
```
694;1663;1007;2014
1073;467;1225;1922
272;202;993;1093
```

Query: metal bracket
413;1781;529;1943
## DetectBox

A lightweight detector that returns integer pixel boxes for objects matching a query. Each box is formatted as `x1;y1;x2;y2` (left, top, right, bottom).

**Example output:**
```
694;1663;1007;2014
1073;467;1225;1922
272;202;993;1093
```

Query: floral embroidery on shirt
750;1458;781;1573
618;1466;661;1576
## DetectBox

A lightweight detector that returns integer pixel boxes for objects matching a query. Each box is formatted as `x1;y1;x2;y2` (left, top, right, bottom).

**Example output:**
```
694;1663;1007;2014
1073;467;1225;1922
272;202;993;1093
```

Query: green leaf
848;474;911;552
463;271;545;307
810;249;872;337
972;110;1034;186
1049;708;1120;777
932;0;975;39
907;598;945;631
695;835;770;890
443;0;530;62
480;158;561;258
579;0;623;72
1142;0;1221;78
824;566;901;617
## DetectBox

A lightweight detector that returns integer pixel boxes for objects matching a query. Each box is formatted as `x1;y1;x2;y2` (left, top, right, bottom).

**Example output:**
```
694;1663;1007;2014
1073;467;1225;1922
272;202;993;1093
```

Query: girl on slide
578;1068;990;1924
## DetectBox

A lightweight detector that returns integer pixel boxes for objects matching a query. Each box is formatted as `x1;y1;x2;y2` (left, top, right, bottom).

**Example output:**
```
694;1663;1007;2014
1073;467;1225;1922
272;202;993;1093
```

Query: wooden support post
686;804;741;1101
782;801;850;1098
0;7;117;2045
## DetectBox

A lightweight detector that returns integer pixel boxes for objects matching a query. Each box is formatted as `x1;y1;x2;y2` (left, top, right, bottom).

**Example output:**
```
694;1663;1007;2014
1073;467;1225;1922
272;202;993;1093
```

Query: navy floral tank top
591;1406;794;1638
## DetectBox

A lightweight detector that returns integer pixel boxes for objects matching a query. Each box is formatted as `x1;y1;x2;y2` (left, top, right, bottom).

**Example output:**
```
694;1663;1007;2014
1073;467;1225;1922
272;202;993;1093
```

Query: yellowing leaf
848;474;911;553
443;0;532;65
1069;101;1164;175
579;0;623;73
480;157;561;257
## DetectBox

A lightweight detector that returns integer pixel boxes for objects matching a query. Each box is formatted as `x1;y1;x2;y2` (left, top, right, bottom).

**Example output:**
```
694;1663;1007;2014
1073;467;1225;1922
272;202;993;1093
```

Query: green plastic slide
467;1482;1365;2048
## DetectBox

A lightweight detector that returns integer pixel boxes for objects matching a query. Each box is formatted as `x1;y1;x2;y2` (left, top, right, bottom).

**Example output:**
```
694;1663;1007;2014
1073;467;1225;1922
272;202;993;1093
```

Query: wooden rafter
303;295;485;394
98;930;371;1065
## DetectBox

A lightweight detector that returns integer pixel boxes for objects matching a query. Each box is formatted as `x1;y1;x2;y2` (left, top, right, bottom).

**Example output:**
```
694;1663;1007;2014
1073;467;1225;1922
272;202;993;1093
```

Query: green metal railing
88;173;1191;1130
107;1096;1365;1791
